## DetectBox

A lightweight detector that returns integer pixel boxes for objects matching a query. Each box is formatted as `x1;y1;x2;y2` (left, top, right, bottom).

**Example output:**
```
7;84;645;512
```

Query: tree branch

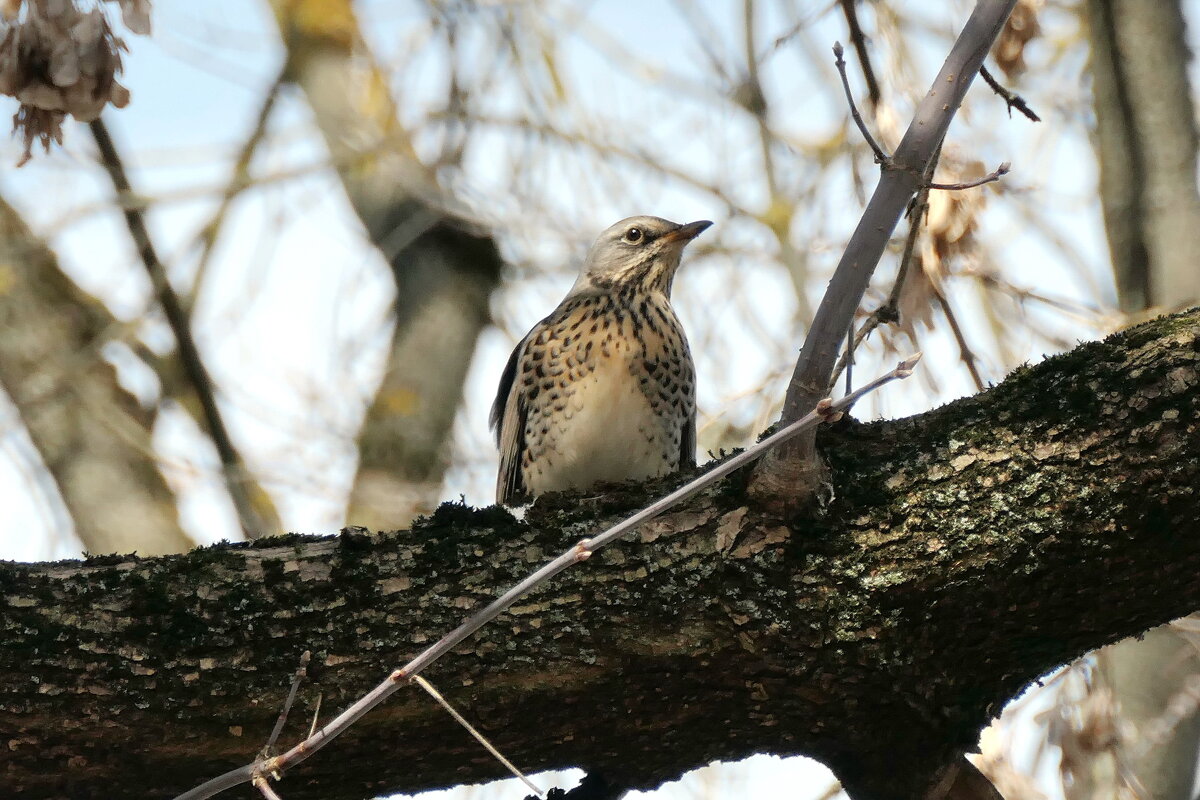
838;0;881;111
88;119;280;539
753;0;1017;504
3;310;1197;800
177;360;918;800
978;64;1041;122
0;194;195;555
266;0;505;528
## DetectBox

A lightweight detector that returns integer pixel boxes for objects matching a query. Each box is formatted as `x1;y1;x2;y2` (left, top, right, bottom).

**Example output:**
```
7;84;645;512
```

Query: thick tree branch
267;0;504;528
1087;0;1200;313
2;311;1197;800
0;194;193;556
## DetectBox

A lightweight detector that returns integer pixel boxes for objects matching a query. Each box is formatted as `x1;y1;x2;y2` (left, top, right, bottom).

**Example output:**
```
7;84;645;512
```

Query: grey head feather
567;215;712;297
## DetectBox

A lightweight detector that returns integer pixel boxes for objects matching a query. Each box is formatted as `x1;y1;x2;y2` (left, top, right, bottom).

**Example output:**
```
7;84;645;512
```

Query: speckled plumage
490;216;711;505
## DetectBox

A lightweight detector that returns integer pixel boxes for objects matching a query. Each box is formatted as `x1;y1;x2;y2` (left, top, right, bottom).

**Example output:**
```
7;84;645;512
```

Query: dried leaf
992;0;1041;78
0;0;150;163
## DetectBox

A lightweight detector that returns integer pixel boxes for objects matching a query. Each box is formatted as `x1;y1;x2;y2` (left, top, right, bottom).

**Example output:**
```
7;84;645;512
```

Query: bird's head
568;216;712;297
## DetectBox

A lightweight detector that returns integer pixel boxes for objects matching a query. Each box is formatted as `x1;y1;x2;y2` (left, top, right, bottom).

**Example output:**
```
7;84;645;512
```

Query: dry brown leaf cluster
0;0;150;164
992;0;1042;78
898;155;988;332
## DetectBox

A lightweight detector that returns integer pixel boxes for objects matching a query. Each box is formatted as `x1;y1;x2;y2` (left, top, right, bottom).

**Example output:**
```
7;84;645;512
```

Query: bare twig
838;0;881;110
174;355;920;800
186;68;286;309
744;0;813;322
412;675;544;797
928;162;1010;191
968;267;1108;319
932;290;986;391
88;118;276;539
979;64;1041;122
833;41;888;163
307;693;322;739
828;144;941;391
263;652;311;758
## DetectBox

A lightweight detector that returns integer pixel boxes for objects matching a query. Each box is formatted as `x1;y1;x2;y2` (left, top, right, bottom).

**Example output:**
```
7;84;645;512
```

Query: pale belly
522;356;679;495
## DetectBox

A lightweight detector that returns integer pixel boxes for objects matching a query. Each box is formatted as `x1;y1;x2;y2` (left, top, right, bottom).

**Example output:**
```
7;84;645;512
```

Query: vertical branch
89;119;280;539
267;0;504;529
828;141;943;391
742;0;812;322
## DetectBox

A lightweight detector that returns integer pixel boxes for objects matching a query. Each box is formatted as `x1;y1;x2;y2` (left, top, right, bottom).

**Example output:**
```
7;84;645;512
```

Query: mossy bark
2;311;1197;800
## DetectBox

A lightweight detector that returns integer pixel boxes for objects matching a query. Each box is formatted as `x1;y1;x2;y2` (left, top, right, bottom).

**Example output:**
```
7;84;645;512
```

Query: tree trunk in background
267;0;503;529
0;196;193;556
1085;2;1200;797
1088;0;1200;313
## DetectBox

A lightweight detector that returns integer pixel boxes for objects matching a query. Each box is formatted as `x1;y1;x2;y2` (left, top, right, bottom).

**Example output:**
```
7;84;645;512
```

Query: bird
490;215;711;505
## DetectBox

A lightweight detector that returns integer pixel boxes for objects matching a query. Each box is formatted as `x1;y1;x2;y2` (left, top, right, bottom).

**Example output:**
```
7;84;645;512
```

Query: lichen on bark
1;310;1197;800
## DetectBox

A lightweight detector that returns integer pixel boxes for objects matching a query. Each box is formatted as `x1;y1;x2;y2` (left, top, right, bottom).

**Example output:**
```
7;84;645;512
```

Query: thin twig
932;290;985;391
928;162;1010;191
833;41;888;163
891;161;937;308
979;64;1041;122
828;144;941;391
186;68;286;310
263;651;310;757
307;693;322;740
744;0;813;322
88;118;274;539
838;0;881;110
412;675;544;798
968;268;1107;318
174;355;920;800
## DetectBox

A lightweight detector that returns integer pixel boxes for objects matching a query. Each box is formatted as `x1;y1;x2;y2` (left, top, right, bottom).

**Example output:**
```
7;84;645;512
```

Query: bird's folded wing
491;335;530;504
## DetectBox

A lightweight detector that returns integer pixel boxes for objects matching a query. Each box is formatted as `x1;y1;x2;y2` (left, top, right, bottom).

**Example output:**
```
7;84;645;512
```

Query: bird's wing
491;334;529;505
680;405;697;470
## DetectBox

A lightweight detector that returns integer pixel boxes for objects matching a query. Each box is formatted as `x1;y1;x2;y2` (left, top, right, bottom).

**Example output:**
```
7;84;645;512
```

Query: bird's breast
519;294;693;495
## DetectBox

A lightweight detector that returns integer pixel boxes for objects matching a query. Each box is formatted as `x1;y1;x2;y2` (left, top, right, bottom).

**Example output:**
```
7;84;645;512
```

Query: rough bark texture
2;310;1198;800
269;0;503;529
1087;0;1200;313
0;195;193;556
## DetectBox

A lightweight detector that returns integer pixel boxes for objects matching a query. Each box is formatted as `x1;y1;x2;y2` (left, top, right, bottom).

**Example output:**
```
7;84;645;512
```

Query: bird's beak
664;219;713;243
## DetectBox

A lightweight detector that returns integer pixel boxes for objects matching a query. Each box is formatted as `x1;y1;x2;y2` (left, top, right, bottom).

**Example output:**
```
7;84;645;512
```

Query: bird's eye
623;227;644;244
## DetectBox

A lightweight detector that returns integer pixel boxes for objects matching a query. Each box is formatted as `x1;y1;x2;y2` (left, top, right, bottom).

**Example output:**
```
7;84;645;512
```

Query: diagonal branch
838;0;881;110
979;64;1041;122
89;119;280;539
185;68;288;311
0;194;195;555
752;0;1018;503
